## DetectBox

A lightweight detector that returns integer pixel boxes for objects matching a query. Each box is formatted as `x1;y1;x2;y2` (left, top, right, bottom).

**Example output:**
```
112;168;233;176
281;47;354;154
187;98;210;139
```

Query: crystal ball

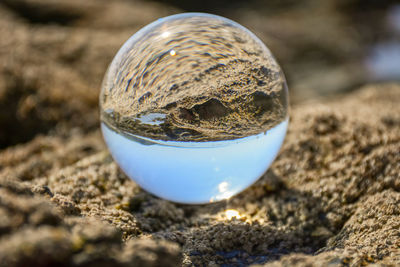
100;13;289;204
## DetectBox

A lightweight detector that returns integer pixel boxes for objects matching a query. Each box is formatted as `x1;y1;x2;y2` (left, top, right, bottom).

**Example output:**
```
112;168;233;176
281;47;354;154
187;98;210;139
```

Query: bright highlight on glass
100;13;289;204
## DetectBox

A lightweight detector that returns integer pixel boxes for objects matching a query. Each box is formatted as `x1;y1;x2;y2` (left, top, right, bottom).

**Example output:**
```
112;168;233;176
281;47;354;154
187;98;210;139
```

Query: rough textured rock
1;84;399;266
0;179;182;267
0;0;399;266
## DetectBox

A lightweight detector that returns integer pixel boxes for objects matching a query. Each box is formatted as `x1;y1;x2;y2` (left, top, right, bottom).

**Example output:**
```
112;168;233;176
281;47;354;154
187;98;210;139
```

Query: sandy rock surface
0;0;399;266
1;83;399;266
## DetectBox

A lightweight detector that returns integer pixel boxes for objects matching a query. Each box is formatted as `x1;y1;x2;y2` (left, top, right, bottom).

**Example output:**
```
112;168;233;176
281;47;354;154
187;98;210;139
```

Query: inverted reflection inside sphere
100;13;289;204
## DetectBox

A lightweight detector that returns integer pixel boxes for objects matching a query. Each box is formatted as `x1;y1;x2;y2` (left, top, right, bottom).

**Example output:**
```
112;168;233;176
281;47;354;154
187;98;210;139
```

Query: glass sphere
100;13;289;204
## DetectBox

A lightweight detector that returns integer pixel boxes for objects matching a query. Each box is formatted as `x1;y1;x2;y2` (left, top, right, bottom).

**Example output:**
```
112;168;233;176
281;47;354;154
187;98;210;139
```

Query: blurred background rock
0;0;399;148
